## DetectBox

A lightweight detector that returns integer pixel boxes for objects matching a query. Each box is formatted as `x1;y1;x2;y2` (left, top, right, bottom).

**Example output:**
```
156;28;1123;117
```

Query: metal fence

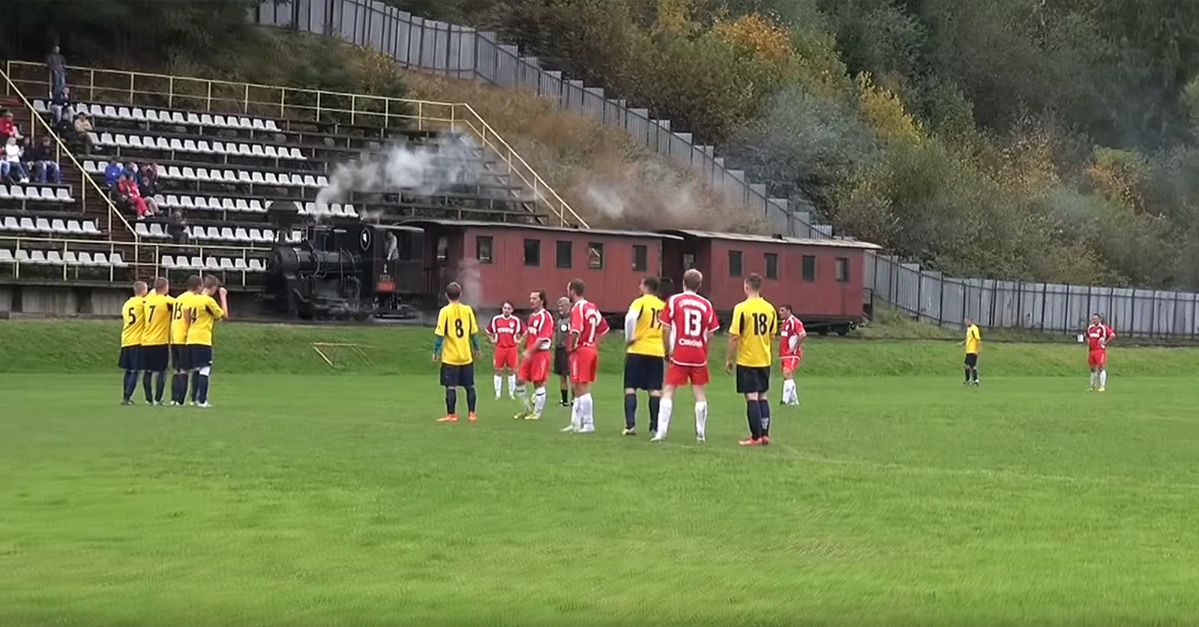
253;0;823;239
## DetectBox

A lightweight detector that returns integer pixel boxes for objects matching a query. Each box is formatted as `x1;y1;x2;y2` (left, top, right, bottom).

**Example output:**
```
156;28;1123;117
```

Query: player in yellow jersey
725;273;778;446
139;277;175;405
185;276;228;408
433;281;481;423
961;316;981;386
119;281;149;405
622;277;666;436
169;275;203;405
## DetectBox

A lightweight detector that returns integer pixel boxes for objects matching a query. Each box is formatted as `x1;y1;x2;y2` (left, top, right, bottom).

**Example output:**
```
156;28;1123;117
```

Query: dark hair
568;279;586;297
780;304;792;314
203;276;221;289
745;273;763;292
502;301;514;309
532;290;547;307
446;282;462;301
641;276;660;295
186;275;203;290
153;277;169;291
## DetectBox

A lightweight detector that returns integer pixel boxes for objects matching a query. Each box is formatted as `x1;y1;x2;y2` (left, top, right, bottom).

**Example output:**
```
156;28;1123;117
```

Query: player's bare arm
725;334;740;373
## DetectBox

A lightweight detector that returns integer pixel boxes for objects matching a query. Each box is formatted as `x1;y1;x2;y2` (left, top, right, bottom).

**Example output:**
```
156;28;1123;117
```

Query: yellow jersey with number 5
436;302;478;366
729;296;777;368
120;296;146;347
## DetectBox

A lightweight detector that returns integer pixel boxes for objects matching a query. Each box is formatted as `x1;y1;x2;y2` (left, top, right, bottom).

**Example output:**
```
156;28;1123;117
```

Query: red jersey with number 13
487;315;522;348
569;299;608;349
780;316;805;357
1086;323;1114;351
661;292;720;367
525;309;554;351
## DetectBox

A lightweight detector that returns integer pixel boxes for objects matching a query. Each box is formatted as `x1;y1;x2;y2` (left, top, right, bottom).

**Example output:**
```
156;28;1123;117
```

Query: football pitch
3;322;1199;626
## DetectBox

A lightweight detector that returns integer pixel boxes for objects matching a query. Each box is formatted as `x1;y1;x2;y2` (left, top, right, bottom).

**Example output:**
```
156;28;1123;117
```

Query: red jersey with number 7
569;299;608;349
661;292;720;367
1086;323;1114;351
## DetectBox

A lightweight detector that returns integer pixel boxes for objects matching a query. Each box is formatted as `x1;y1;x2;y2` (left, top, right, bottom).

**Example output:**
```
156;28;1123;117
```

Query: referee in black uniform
554;296;572;407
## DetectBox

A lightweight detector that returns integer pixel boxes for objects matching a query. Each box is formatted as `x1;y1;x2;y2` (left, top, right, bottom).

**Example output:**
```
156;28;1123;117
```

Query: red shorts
665;362;710;387
1088;349;1107;368
780;355;800;374
569;347;598;384
494;346;518;370
518;351;550;383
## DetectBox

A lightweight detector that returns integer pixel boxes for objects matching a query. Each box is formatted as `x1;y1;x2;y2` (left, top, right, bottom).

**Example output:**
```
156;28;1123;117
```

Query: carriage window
802;255;816;282
728;250;742;277
682;253;695;270
588;243;604;269
436;236;448;263
632;245;648;272
476;236;493;264
524;239;541;267
556;240;572;268
835;257;850;282
764;253;778;279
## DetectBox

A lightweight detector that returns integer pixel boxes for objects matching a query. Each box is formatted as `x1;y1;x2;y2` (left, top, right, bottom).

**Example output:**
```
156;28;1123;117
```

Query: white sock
1100;370;1107;387
570;398;582;430
533;386;546;415
1090;372;1098;388
783;379;795;403
507;375;516;396
579;393;594;430
494;374;502;397
657;398;673;437
695;401;708;439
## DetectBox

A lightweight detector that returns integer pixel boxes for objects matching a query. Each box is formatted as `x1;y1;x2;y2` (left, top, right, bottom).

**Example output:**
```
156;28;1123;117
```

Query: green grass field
3;321;1199;626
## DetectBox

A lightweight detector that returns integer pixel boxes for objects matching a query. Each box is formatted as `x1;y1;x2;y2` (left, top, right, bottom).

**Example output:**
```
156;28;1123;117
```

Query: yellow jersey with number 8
436;302;479;366
729;296;777;368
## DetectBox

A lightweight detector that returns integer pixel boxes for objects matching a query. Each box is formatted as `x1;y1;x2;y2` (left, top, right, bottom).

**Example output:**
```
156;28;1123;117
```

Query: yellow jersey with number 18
141;292;175;346
436;302;478;366
120;296;146;347
626;294;666;357
729;296;777;368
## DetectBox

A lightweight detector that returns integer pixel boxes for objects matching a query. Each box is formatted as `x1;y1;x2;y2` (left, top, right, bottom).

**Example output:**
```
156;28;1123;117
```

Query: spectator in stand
0;110;22;145
122;161;141;185
73;112;94;154
47;46;68;100
167;210;188;244
104;160;123;188
26;136;61;184
139;163;160;215
2;136;30;183
50;86;75;126
117;173;150;218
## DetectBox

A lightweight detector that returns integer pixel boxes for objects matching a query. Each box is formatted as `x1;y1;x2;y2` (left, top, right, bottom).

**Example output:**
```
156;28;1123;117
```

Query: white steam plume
457;257;484;306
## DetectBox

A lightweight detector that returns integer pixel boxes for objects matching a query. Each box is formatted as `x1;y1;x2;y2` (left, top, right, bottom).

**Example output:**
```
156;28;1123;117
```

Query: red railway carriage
413;219;677;314
660;230;880;332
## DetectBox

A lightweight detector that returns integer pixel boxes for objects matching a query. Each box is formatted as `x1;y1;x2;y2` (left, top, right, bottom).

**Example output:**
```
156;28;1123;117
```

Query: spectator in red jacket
117;173;150;218
0;110;22;144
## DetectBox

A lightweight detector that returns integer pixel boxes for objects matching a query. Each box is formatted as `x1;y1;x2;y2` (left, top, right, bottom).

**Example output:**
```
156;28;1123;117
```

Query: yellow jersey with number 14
436;302;479;366
626;294;666;357
120;296;146;347
729;296;777;368
186;295;226;346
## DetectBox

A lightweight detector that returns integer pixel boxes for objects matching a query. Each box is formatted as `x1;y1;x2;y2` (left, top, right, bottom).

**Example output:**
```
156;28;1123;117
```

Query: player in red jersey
564;279;609;434
486;302;523;400
778;305;806;406
653;269;720;443
514;290;555;420
1085;313;1115;392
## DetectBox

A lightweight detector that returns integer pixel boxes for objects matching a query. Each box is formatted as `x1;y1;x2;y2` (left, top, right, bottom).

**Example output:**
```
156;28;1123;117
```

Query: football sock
579;393;594;430
623;393;637;429
965;367;971;383
507;375;516;397
533;387;546;415
972;368;979;382
570;398;582;430
154;372;166;403
142;371;154;403
746;400;762;439
1099;370;1107;388
648;396;661;433
445;387;457;415
695;401;708;439
517;383;529;410
1090;372;1098;388
190;371;201;403
493;375;502;398
560;388;569;404
465;386;478;412
197;375;210;404
122;370;138;401
758;400;771;437
656;398;673;437
172;374;186;403
783;379;797;403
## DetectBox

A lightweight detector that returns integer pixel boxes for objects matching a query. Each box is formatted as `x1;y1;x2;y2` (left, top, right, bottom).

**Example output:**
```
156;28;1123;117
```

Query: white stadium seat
0;249;13;263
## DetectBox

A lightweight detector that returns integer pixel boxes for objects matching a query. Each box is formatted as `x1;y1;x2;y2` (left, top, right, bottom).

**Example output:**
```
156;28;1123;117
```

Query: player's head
501;301;514;316
1091;313;1102;324
153;277;169;294
445;282;462;302
780;304;793;318
964;316;973;326
743;273;763;296
529;290;547;311
186;274;203;293
132;280;148;296
638;276;660;297
682;268;703;292
567;279;586;302
557;296;571;315
202;276;221;296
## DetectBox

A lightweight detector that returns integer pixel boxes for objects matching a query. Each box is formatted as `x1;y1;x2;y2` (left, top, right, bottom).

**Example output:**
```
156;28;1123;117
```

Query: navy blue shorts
440;363;475;388
188;345;213;369
171;345;189;371
118;346;141;371
140;345;169;372
623;353;664;390
735;365;770;395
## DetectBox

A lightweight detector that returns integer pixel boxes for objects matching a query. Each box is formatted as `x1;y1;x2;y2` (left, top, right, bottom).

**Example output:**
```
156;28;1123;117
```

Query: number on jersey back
569;300;608;348
662;292;719;366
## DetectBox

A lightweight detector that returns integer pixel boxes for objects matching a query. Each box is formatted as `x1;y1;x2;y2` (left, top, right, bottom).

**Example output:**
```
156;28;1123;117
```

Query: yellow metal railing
0;64;138;242
0;234;269;286
3;60;587;228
